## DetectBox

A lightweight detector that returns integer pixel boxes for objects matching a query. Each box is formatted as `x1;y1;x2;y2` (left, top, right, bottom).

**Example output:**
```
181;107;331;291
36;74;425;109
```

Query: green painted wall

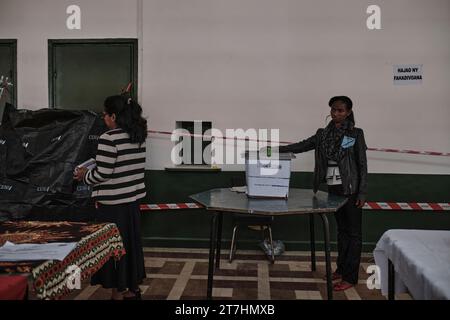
140;170;450;252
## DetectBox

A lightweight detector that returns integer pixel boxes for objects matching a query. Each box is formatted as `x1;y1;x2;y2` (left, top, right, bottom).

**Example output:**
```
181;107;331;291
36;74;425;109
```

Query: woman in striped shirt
74;94;147;300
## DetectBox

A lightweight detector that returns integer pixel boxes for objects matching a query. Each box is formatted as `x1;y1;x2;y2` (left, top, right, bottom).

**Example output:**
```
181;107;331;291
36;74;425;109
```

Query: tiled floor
41;248;413;300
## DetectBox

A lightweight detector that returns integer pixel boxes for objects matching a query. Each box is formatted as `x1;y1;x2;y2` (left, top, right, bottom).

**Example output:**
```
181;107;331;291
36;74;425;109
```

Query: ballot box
245;151;295;198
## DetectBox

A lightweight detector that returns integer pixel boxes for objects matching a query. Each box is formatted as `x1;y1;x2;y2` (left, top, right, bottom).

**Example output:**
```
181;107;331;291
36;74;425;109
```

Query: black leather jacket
279;127;368;201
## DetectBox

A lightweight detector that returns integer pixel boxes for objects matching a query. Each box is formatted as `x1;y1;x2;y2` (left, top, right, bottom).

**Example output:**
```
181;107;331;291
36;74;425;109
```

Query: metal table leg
309;213;316;272
388;258;395;300
207;213;218;299
215;212;223;269
319;213;333;300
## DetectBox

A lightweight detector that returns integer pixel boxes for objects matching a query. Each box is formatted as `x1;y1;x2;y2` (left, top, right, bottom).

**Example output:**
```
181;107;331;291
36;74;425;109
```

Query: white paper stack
0;241;78;262
76;158;97;170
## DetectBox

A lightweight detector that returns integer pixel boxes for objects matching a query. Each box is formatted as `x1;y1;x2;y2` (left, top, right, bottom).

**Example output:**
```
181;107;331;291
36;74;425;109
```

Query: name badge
341;136;355;149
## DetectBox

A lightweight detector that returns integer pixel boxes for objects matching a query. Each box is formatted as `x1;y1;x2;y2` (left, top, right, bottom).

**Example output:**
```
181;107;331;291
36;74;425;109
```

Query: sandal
333;281;354;291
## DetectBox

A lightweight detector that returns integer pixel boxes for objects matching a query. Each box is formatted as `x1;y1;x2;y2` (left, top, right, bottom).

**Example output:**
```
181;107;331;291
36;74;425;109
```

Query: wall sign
393;64;423;85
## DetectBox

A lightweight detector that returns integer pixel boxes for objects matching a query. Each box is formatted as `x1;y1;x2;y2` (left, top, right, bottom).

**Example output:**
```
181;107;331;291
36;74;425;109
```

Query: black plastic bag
0;108;107;220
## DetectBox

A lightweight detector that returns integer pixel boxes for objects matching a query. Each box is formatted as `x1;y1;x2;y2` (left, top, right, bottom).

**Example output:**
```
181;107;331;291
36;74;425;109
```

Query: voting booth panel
0;108;107;220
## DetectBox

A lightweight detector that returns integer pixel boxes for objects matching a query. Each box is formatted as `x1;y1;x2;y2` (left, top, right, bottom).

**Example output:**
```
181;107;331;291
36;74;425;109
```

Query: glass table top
190;188;347;215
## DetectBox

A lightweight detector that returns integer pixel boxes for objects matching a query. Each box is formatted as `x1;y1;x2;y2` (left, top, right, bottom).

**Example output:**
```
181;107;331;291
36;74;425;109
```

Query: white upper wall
1;0;449;174
0;0;138;109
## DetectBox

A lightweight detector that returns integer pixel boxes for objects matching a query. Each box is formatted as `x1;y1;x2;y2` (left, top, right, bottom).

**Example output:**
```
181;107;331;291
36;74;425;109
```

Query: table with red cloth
0;220;125;300
0;275;28;300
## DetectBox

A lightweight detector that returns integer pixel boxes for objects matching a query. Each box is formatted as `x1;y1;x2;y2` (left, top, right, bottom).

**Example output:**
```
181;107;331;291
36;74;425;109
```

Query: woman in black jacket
279;96;368;291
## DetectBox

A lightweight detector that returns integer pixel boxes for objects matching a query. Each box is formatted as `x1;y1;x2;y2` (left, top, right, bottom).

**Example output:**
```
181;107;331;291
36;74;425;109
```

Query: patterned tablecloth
0;221;125;299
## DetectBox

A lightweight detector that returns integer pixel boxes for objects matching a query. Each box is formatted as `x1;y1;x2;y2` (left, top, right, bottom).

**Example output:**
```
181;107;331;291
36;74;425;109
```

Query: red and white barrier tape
140;202;450;211
366;148;450;157
148;130;450;157
363;202;450;211
140;203;203;211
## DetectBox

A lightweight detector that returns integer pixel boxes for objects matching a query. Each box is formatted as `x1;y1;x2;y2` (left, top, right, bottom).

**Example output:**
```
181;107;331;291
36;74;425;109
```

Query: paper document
230;186;247;193
76;158;96;170
0;241;78;262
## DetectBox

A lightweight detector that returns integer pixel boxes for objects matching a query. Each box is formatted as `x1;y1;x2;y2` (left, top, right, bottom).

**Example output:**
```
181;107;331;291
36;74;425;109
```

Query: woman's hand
355;199;365;208
73;167;88;181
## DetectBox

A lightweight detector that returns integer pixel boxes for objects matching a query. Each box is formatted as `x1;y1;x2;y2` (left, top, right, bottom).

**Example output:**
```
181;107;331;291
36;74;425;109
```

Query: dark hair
328;95;355;124
104;94;148;144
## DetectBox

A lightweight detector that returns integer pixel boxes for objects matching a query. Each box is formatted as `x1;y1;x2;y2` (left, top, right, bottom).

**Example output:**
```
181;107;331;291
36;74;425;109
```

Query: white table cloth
373;229;450;300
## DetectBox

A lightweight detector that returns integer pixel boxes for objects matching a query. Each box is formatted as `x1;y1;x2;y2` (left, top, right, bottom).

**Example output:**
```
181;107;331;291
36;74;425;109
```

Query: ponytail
104;95;148;144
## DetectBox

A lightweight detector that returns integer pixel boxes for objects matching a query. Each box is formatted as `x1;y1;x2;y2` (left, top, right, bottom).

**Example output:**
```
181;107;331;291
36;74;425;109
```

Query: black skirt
90;201;146;291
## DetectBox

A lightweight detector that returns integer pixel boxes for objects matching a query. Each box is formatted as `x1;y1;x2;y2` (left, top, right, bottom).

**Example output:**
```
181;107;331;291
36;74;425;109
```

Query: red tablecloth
0;275;28;300
0;221;125;299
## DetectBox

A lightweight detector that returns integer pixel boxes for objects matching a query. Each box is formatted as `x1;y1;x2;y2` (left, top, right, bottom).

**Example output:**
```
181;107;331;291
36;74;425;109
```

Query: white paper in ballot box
245;151;295;198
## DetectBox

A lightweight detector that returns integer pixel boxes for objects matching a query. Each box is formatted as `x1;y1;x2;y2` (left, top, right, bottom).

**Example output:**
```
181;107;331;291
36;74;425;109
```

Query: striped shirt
84;128;146;205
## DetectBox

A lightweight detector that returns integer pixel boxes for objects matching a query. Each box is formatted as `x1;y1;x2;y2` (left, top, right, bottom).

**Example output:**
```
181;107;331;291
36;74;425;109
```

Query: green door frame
48;38;138;108
0;39;17;107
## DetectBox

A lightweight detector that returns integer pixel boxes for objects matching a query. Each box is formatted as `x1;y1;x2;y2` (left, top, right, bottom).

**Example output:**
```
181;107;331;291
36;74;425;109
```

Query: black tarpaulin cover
0;107;107;220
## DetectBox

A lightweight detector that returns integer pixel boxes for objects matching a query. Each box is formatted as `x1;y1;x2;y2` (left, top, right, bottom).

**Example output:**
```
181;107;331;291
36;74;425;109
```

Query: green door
49;39;137;112
0;40;17;107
